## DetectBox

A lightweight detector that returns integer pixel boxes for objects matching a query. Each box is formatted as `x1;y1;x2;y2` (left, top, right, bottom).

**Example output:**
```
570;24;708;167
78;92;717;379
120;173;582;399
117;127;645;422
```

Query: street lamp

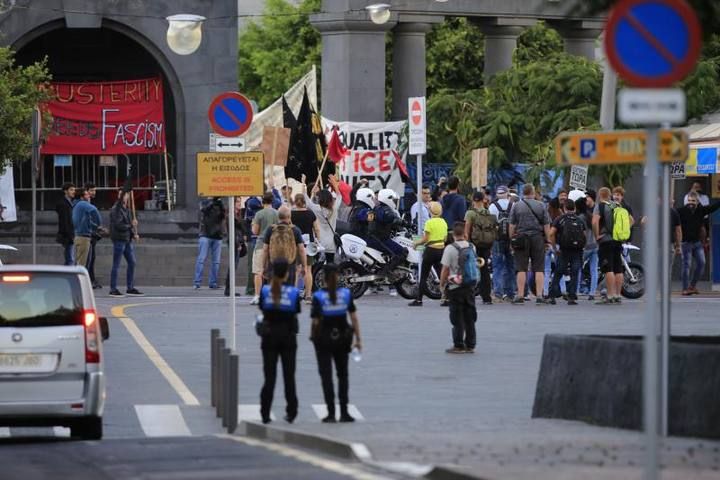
365;3;391;25
166;14;206;55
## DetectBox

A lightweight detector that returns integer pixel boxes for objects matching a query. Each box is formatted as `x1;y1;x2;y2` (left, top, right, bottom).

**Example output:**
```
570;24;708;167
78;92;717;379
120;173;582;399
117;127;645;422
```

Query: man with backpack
508;184;551;305
262;205;307;287
439;222;479;354
193;197;227;290
548;199;586;305
592;187;631;304
464;191;496;305
488;185;515;301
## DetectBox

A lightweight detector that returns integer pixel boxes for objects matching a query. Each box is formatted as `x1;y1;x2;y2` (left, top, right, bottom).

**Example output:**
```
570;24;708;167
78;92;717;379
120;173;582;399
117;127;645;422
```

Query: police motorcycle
327;189;442;300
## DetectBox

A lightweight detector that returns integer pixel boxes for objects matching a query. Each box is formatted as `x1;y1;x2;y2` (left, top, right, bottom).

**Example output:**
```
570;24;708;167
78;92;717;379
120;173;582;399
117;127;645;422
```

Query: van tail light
83;309;100;364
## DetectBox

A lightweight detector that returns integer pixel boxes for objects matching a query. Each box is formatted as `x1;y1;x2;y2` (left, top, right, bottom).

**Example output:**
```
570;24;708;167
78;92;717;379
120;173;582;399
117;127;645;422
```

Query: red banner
41;77;166;155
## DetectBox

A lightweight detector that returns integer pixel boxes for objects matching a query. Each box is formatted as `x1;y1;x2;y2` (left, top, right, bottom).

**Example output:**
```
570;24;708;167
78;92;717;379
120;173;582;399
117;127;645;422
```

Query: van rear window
0;273;83;327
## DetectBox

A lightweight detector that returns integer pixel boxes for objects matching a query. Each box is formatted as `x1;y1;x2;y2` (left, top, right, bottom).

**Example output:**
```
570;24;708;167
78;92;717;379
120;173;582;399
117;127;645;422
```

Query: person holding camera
108;190;143;297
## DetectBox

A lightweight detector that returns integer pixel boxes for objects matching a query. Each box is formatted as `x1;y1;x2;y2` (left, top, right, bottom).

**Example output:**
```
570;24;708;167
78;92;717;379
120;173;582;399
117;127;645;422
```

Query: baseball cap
496;185;508;195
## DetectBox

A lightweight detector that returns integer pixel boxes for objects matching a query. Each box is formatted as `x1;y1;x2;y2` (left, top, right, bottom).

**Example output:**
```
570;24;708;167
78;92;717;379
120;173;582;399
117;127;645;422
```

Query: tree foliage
0;47;53;170
238;0;321;109
426;18;484;95
513;22;564;66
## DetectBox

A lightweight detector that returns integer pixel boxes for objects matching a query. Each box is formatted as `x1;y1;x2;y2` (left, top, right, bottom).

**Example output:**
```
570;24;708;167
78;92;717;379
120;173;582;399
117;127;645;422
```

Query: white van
0;265;109;439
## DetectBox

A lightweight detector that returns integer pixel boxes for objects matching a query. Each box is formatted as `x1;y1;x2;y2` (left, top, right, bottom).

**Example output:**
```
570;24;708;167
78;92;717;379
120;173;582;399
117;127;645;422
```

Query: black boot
339;405;355;423
322;405;336;423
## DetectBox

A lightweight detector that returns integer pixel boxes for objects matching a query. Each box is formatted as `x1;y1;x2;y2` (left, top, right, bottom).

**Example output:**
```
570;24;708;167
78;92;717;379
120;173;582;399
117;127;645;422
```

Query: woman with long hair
304;175;343;264
291;193;320;302
258;258;301;424
310;263;362;423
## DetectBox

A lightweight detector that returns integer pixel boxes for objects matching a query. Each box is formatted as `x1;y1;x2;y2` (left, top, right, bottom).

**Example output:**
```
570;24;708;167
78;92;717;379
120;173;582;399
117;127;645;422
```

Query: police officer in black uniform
258;258;301;424
369;188;407;271
348;187;375;238
311;264;362;423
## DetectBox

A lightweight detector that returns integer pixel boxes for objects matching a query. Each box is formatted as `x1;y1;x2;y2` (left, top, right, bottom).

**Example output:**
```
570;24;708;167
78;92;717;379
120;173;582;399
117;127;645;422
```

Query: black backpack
558;214;586;251
493;201;511;242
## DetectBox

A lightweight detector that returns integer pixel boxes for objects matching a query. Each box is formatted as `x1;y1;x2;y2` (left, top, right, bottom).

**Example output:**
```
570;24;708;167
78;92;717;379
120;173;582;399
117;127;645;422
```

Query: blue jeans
681;241;705;290
110;241;136;291
491;242;515;297
63;243;75;266
578;248;599;295
194;237;222;287
543;250;565;297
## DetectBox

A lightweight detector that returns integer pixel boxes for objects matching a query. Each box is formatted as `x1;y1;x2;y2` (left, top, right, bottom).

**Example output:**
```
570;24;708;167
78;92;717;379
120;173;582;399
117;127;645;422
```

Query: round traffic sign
604;0;701;88
411;100;423;126
208;92;254;137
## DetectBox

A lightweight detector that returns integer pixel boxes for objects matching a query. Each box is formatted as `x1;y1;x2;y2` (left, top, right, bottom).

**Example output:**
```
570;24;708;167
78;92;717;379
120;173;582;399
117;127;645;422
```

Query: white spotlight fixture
166;14;206;55
365;3;391;25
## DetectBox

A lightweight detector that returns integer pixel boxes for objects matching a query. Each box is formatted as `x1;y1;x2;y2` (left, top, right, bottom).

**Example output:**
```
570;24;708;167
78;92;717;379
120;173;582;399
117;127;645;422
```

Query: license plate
0;354;41;368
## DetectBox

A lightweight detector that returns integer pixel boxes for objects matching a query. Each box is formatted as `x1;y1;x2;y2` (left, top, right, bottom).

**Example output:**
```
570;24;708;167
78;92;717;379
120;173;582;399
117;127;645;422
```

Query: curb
238;420;489;480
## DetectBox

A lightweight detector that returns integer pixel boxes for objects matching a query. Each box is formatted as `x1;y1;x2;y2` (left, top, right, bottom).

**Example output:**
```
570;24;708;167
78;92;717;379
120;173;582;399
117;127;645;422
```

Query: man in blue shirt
72;187;103;269
441;176;467;232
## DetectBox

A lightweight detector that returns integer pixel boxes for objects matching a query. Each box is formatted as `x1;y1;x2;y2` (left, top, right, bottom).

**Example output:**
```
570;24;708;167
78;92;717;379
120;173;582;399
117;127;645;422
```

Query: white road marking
134;404;191;437
218;434;392;480
311;404;365;421
0;427;9;437
52;426;70;437
237;404;275;422
112;304;200;406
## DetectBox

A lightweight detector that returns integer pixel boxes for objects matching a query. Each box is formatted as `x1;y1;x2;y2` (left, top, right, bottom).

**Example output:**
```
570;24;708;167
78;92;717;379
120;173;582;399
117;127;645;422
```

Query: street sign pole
229;196;236;352
643;126;660;480
31;108;40;264
409;96;427;299
417;153;424;294
660;161;671;438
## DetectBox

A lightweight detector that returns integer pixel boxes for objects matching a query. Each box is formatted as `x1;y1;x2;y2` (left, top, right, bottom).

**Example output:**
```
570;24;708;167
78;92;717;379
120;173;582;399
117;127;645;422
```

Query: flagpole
314;148;330;191
163;146;172;212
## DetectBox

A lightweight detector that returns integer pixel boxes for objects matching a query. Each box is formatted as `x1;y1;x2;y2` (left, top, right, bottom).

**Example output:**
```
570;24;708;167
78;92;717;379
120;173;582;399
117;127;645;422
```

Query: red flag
327;127;348;163
392;151;411;183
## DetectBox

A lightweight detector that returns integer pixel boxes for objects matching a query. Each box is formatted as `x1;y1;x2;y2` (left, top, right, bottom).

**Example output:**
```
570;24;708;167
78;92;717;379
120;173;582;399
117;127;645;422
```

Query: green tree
426;18;485;95
0;47;53;171
238;0;321;109
513;21;564;66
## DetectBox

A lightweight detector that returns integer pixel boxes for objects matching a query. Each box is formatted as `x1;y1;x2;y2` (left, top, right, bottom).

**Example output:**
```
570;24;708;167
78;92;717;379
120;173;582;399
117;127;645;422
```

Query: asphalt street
3;287;720;479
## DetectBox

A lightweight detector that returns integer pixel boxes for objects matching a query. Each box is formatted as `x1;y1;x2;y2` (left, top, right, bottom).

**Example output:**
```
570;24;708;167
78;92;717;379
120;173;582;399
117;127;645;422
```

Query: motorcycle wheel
394;266;419;300
621;262;645;299
336;261;369;300
423;272;442;300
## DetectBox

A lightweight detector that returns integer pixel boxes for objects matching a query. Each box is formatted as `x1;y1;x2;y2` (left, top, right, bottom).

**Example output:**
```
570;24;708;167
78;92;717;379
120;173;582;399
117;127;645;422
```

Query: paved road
5;287;719;479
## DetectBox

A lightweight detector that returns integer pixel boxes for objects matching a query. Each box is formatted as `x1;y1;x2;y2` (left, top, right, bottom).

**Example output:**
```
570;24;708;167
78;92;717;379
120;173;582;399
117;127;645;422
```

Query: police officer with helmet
311;263;362;423
348;187;376;238
257;258;301;424
369;189;407;270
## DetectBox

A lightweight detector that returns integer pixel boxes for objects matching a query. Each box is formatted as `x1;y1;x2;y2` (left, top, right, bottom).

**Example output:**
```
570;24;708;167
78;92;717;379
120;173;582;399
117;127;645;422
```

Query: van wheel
72;416;103;440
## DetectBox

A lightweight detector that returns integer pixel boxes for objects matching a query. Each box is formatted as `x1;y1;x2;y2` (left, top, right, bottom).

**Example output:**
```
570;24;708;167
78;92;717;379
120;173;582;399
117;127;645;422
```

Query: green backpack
468;207;498;248
601;202;631;242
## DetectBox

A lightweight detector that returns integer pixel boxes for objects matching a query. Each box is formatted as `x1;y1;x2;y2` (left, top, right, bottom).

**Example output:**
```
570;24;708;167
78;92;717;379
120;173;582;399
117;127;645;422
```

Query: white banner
321;118;407;196
0;166;17;223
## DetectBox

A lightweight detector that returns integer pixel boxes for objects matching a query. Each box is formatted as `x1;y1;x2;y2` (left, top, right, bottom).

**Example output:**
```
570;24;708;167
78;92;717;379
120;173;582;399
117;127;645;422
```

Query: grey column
311;13;395;122
548;21;604;61
391;23;432;121
479;25;524;79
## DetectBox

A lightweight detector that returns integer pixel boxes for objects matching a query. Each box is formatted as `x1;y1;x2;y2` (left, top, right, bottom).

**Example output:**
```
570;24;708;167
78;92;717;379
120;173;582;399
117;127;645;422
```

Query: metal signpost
409;97;427;295
207;92;256;352
603;1;701;479
31;108;40;264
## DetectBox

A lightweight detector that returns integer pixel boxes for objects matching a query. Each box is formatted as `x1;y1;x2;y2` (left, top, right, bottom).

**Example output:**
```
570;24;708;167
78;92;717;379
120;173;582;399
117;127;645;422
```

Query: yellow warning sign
197;151;264;197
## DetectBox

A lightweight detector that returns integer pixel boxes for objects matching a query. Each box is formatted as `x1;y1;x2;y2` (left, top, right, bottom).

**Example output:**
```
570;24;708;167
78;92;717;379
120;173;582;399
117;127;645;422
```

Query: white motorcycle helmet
356;187;376;208
568;189;586;202
377;189;399;210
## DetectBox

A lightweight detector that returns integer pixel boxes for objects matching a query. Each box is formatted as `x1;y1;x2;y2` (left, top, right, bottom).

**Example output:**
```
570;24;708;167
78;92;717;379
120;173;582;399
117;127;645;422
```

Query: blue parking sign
580;139;597;160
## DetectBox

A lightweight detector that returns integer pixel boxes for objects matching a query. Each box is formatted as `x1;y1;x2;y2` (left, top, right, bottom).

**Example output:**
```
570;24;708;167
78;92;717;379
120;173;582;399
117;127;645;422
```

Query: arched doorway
12;21;181;211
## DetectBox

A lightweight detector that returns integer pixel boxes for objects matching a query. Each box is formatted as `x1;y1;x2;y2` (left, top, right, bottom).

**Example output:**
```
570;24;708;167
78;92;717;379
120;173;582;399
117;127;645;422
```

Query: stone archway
11;20;185;210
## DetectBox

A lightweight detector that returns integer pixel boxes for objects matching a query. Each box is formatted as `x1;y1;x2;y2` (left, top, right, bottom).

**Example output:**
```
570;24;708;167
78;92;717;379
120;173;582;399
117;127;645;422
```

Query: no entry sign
604;0;701;88
408;97;426;155
208;92;254;137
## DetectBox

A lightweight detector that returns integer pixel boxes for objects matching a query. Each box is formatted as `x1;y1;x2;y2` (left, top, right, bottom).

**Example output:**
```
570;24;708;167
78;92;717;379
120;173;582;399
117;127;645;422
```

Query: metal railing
12;153;176;211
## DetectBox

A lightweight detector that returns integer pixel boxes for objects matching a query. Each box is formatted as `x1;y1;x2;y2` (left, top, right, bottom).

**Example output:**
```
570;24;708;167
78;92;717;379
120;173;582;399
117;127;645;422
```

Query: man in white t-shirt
410;185;431;226
488;185;515;301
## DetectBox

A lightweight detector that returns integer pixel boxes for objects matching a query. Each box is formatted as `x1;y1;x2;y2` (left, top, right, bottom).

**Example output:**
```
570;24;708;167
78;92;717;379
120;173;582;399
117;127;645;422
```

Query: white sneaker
250;295;260;305
389;287;398;297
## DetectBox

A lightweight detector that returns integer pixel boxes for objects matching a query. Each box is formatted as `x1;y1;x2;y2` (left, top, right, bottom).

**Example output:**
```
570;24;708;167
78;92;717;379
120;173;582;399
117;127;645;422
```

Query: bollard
227;354;238;433
221;348;230;428
210;329;219;408
215;337;225;418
